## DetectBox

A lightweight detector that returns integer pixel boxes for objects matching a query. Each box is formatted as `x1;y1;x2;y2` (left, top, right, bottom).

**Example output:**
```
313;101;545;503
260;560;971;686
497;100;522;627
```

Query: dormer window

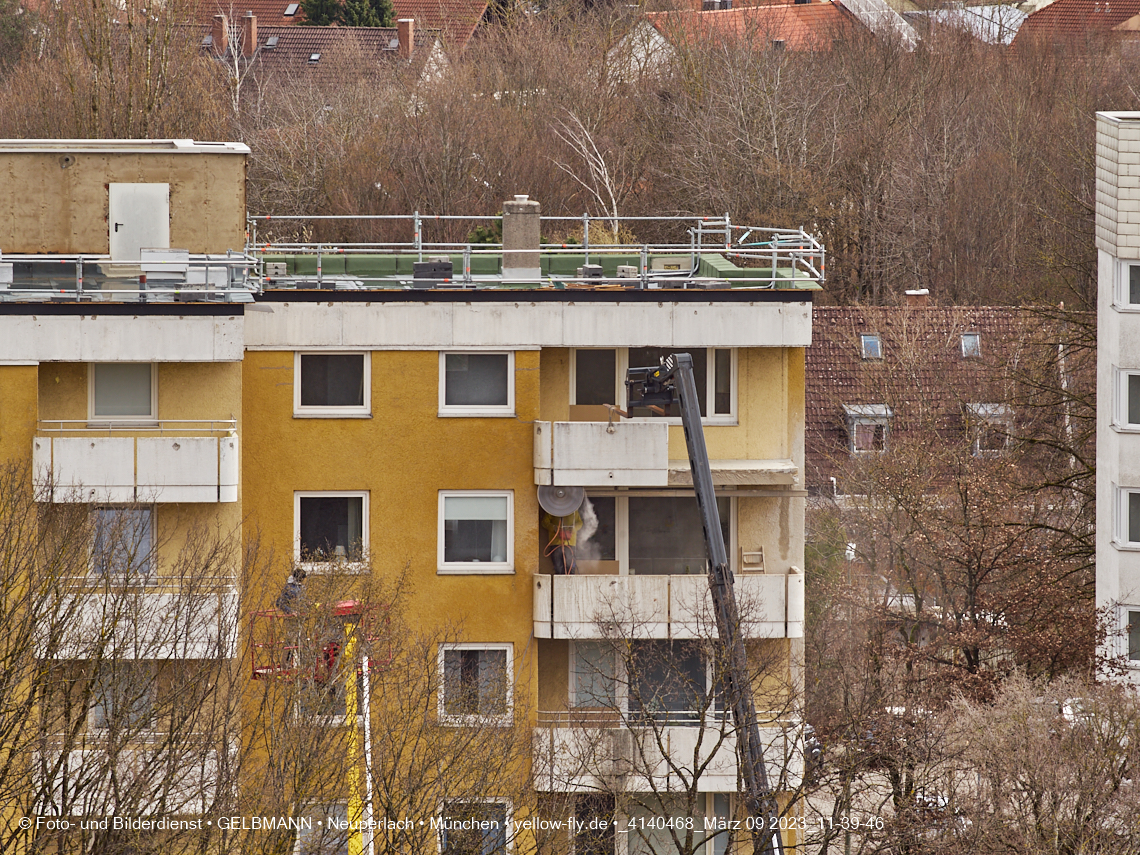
844;404;892;454
860;334;882;360
966;403;1012;457
960;332;981;358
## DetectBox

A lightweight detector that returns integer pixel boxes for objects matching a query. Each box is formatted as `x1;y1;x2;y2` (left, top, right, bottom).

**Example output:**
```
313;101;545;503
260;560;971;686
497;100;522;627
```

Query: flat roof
0;139;250;154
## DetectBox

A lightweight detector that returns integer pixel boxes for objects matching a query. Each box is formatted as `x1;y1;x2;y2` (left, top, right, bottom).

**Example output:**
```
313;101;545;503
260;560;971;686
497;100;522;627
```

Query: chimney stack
502;194;541;282
241;12;257;57
397;18;414;60
905;288;930;308
211;14;229;56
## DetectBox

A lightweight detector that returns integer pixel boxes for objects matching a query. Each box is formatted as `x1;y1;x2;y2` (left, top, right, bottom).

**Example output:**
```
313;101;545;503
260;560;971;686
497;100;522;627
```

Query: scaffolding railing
246;212;825;291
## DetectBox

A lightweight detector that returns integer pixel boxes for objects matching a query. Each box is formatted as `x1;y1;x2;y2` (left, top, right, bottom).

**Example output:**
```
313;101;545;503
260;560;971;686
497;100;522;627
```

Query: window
843;404;892;454
1114;368;1140;429
89;662;155;731
629;640;707;724
92;507;152;577
960;332;981;358
295;492;367;567
294;353;369;417
296;669;366;723
576;494;733;576
308;53;321;63
575;795;615;855
439;801;509;855
439;644;512;723
1117;488;1140;547
572;348;734;420
439;492;512;572
295;804;348;855
90;363;155;421
860;334;882;360
439;352;514;416
1129;610;1140;662
966;403;1012;457
265;35;279;48
572;641;617;708
284;2;300;13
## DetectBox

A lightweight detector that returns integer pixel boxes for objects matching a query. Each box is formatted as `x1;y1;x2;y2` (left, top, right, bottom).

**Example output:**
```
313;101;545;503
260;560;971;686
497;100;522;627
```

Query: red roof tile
390;0;487;50
1013;0;1140;44
192;0;308;28
647;2;859;51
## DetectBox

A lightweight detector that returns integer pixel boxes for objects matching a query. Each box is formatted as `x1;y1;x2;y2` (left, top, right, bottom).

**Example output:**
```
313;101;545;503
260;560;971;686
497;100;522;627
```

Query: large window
439;801;509;855
294;492;367;567
572;641;617;709
90;363;155;421
1129;610;1140;662
965;403;1012;457
294;353;369;417
439;352;514;416
572;348;734;420
89;662;155;731
92;507;153;577
439;644;512;723
577;495;732;576
629;640;707;724
1115;368;1140;429
439;492;513;573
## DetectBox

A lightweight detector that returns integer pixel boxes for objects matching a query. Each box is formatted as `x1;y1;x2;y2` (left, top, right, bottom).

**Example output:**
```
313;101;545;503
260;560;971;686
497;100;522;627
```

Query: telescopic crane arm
626;353;782;855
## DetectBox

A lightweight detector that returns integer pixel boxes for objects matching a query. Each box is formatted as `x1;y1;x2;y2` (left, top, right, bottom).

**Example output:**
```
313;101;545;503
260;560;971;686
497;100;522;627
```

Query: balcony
46;583;239;660
533;420;668;487
533;570;804;640
33;421;238;503
533;716;806;793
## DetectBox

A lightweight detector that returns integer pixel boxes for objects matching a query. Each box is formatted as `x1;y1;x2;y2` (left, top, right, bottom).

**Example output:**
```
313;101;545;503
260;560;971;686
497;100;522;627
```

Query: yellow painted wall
240;348;541;712
0;150;247;254
0;365;38;470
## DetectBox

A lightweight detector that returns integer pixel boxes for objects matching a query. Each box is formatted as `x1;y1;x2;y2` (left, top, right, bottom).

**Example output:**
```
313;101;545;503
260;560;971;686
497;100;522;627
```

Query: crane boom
626;353;782;855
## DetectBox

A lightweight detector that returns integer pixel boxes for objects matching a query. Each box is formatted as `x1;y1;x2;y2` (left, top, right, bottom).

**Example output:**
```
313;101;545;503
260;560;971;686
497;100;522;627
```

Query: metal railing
37;419;237;436
246;212;825;291
536;710;801;728
0;253;259;302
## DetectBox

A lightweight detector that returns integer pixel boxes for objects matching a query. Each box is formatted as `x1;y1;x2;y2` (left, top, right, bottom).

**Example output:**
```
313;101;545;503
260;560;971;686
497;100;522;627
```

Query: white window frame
88;362;157;423
570;348;738;425
965;403;1012;458
1115;486;1140;550
437;643;514;726
586;493;735;576
1114;260;1140;311
438;351;515;417
293;802;348;855
293;669;366;728
293;351;371;418
960;332;981;358
438;490;514;574
293;491;369;573
843;404;892;454
1123;606;1140;666
1114;367;1140;432
437;798;512;855
860;334;883;360
90;505;154;579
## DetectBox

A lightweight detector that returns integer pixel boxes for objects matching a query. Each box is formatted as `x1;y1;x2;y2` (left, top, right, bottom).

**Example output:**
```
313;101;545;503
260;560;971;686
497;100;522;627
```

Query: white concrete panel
550;421;668;487
671;574;788;639
533;421;553;470
341;302;453;347
673;302;811;347
786;568;805;638
136;437;219;503
219;434;238;503
562;302;673;346
0;316;242;363
451;302;563;347
244;302;344;348
51;437;134;502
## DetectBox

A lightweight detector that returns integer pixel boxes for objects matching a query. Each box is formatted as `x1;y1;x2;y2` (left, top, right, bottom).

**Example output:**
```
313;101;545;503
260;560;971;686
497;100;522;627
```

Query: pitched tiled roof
391;0;487;50
192;0;308;27
1012;0;1140;44
804;305;1029;491
647;2;859;51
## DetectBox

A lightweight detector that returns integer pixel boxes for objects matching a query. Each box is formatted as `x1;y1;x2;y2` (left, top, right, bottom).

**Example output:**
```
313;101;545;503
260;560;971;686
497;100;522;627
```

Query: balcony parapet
534;420;668;487
34;421;238;503
533;570;804;640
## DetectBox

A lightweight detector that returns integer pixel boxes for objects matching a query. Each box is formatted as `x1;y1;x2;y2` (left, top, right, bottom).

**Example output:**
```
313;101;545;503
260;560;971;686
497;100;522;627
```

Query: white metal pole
362;656;376;855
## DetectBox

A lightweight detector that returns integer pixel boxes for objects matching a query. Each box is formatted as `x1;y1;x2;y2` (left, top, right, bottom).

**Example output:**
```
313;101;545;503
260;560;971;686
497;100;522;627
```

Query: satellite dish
537;485;585;516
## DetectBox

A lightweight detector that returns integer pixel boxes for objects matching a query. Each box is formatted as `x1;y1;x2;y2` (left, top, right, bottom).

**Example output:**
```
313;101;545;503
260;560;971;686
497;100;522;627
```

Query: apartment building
1096;111;1140;684
0;141;817;854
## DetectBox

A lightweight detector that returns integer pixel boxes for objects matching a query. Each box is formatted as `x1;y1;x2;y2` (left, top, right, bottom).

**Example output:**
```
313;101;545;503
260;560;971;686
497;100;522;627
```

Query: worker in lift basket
275;568;307;613
542;510;582;575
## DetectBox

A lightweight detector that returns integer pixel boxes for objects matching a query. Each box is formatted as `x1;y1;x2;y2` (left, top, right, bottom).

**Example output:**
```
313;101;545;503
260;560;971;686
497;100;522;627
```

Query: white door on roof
108;183;170;261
